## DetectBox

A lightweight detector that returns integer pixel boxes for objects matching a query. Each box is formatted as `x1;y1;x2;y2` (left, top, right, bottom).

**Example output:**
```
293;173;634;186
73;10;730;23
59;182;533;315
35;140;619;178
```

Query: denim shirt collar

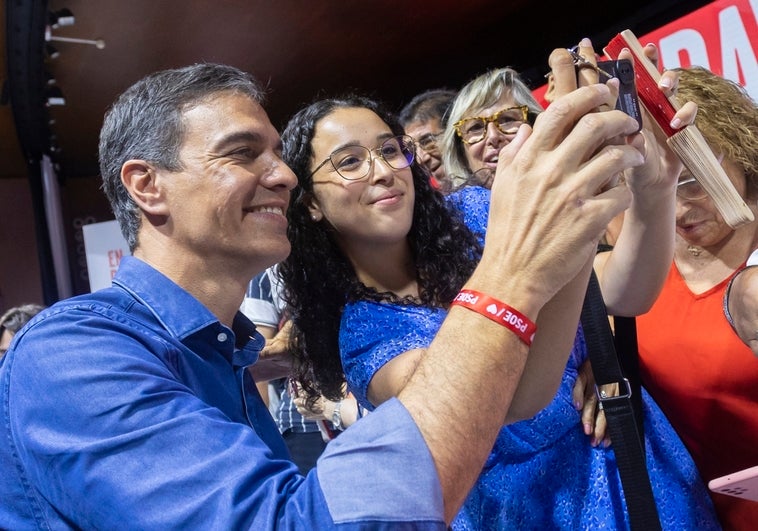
112;256;261;368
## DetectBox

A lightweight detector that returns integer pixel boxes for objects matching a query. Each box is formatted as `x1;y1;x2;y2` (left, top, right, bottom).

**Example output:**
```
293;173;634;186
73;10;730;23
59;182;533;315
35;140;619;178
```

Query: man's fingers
585;183;633;237
527;84;616;151
579;141;645;187
491;124;531;192
548;47;578;101
552;108;644;188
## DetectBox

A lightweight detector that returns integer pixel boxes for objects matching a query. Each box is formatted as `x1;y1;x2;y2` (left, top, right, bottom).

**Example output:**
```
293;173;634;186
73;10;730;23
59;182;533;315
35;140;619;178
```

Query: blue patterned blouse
340;185;721;530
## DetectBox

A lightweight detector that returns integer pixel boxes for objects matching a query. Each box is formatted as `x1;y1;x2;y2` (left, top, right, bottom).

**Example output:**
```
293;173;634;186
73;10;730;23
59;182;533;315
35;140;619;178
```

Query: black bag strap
581;269;661;531
612;315;644;437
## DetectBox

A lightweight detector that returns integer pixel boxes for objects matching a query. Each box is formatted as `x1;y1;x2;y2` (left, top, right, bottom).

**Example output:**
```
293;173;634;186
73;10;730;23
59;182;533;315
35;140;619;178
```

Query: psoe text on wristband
450;289;536;346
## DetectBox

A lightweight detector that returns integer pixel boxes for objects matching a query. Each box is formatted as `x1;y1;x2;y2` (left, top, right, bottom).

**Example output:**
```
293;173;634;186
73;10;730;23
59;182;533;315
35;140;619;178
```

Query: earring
311;214;319;221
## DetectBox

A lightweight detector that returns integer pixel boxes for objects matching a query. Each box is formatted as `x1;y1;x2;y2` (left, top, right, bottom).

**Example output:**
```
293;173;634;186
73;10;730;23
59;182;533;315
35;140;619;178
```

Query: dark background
0;0;712;307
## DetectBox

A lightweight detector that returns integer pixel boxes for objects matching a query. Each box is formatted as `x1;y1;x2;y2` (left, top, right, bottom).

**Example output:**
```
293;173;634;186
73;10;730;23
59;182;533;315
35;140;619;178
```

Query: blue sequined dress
340;186;720;530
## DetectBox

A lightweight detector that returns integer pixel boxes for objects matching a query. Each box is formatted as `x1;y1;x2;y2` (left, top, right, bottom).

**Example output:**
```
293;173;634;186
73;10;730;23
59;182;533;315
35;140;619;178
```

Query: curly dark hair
279;94;482;402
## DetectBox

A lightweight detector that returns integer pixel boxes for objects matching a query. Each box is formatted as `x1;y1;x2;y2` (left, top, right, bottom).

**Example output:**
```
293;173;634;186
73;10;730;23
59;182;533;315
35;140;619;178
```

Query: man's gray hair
98;63;264;251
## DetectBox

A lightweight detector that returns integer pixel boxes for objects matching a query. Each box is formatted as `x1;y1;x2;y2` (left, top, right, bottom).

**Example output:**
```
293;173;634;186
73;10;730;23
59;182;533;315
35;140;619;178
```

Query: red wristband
450;289;536;346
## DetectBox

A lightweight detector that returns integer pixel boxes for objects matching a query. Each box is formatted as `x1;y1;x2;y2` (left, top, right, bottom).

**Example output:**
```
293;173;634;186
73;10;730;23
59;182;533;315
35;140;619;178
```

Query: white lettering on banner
532;1;758;107
656;1;758;101
660;29;710;70
720;6;758;97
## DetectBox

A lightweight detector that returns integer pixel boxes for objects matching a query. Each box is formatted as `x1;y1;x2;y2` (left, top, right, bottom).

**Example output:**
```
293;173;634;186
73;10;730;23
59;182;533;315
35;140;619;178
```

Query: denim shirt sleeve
317;398;445;528
0;301;446;530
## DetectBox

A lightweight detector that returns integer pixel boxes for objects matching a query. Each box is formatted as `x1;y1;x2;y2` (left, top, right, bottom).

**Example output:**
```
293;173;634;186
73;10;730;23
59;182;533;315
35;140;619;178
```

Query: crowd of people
0;32;756;530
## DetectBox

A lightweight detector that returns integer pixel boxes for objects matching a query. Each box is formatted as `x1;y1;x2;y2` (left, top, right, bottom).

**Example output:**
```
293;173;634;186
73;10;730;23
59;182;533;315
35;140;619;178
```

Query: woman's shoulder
445;185;490;239
340;300;446;352
339;300;447;410
342;299;442;327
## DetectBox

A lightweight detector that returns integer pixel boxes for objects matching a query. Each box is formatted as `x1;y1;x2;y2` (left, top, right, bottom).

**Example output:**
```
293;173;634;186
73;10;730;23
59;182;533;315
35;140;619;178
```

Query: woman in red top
637;66;758;530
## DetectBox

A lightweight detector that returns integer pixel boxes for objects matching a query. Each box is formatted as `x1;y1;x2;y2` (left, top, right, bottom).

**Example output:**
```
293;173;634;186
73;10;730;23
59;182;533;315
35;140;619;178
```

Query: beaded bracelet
450;289;537;346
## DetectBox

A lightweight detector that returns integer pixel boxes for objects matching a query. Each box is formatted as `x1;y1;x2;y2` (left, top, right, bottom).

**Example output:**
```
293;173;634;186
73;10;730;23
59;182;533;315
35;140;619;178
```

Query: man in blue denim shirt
0;60;641;528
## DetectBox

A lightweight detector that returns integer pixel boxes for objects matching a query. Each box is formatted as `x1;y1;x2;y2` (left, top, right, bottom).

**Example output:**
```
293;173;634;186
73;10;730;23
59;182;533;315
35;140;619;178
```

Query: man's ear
303;193;324;222
121;160;169;216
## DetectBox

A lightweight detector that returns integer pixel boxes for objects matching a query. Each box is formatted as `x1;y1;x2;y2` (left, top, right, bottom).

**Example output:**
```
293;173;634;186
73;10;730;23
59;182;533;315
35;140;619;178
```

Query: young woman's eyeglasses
453;105;529;145
676;177;708;201
311;135;416;181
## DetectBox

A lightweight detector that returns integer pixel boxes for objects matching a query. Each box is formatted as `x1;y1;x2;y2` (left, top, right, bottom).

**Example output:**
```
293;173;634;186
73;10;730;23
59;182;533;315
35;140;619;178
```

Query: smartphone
708;465;758;501
596;58;643;132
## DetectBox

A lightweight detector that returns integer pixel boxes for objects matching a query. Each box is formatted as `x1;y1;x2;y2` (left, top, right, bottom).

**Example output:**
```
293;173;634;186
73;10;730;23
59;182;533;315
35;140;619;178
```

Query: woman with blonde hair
440;66;541;189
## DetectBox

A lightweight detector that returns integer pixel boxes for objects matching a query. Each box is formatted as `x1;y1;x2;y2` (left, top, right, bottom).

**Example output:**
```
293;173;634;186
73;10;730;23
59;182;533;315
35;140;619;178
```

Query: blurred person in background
0;304;44;356
243;267;358;474
399;88;457;192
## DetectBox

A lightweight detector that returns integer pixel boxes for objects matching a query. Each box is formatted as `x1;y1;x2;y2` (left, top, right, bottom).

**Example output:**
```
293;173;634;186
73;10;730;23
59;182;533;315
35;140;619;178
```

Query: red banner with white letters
533;0;758;105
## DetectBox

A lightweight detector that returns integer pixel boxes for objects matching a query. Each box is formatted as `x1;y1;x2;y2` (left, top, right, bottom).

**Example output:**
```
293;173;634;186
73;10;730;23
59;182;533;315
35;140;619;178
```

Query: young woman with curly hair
277;63;719;527
279;95;483;404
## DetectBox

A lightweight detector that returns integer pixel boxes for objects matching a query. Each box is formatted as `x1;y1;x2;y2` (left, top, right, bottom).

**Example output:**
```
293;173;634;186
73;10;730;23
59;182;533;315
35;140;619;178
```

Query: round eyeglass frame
453;105;529;145
676;177;709;201
310;135;416;181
